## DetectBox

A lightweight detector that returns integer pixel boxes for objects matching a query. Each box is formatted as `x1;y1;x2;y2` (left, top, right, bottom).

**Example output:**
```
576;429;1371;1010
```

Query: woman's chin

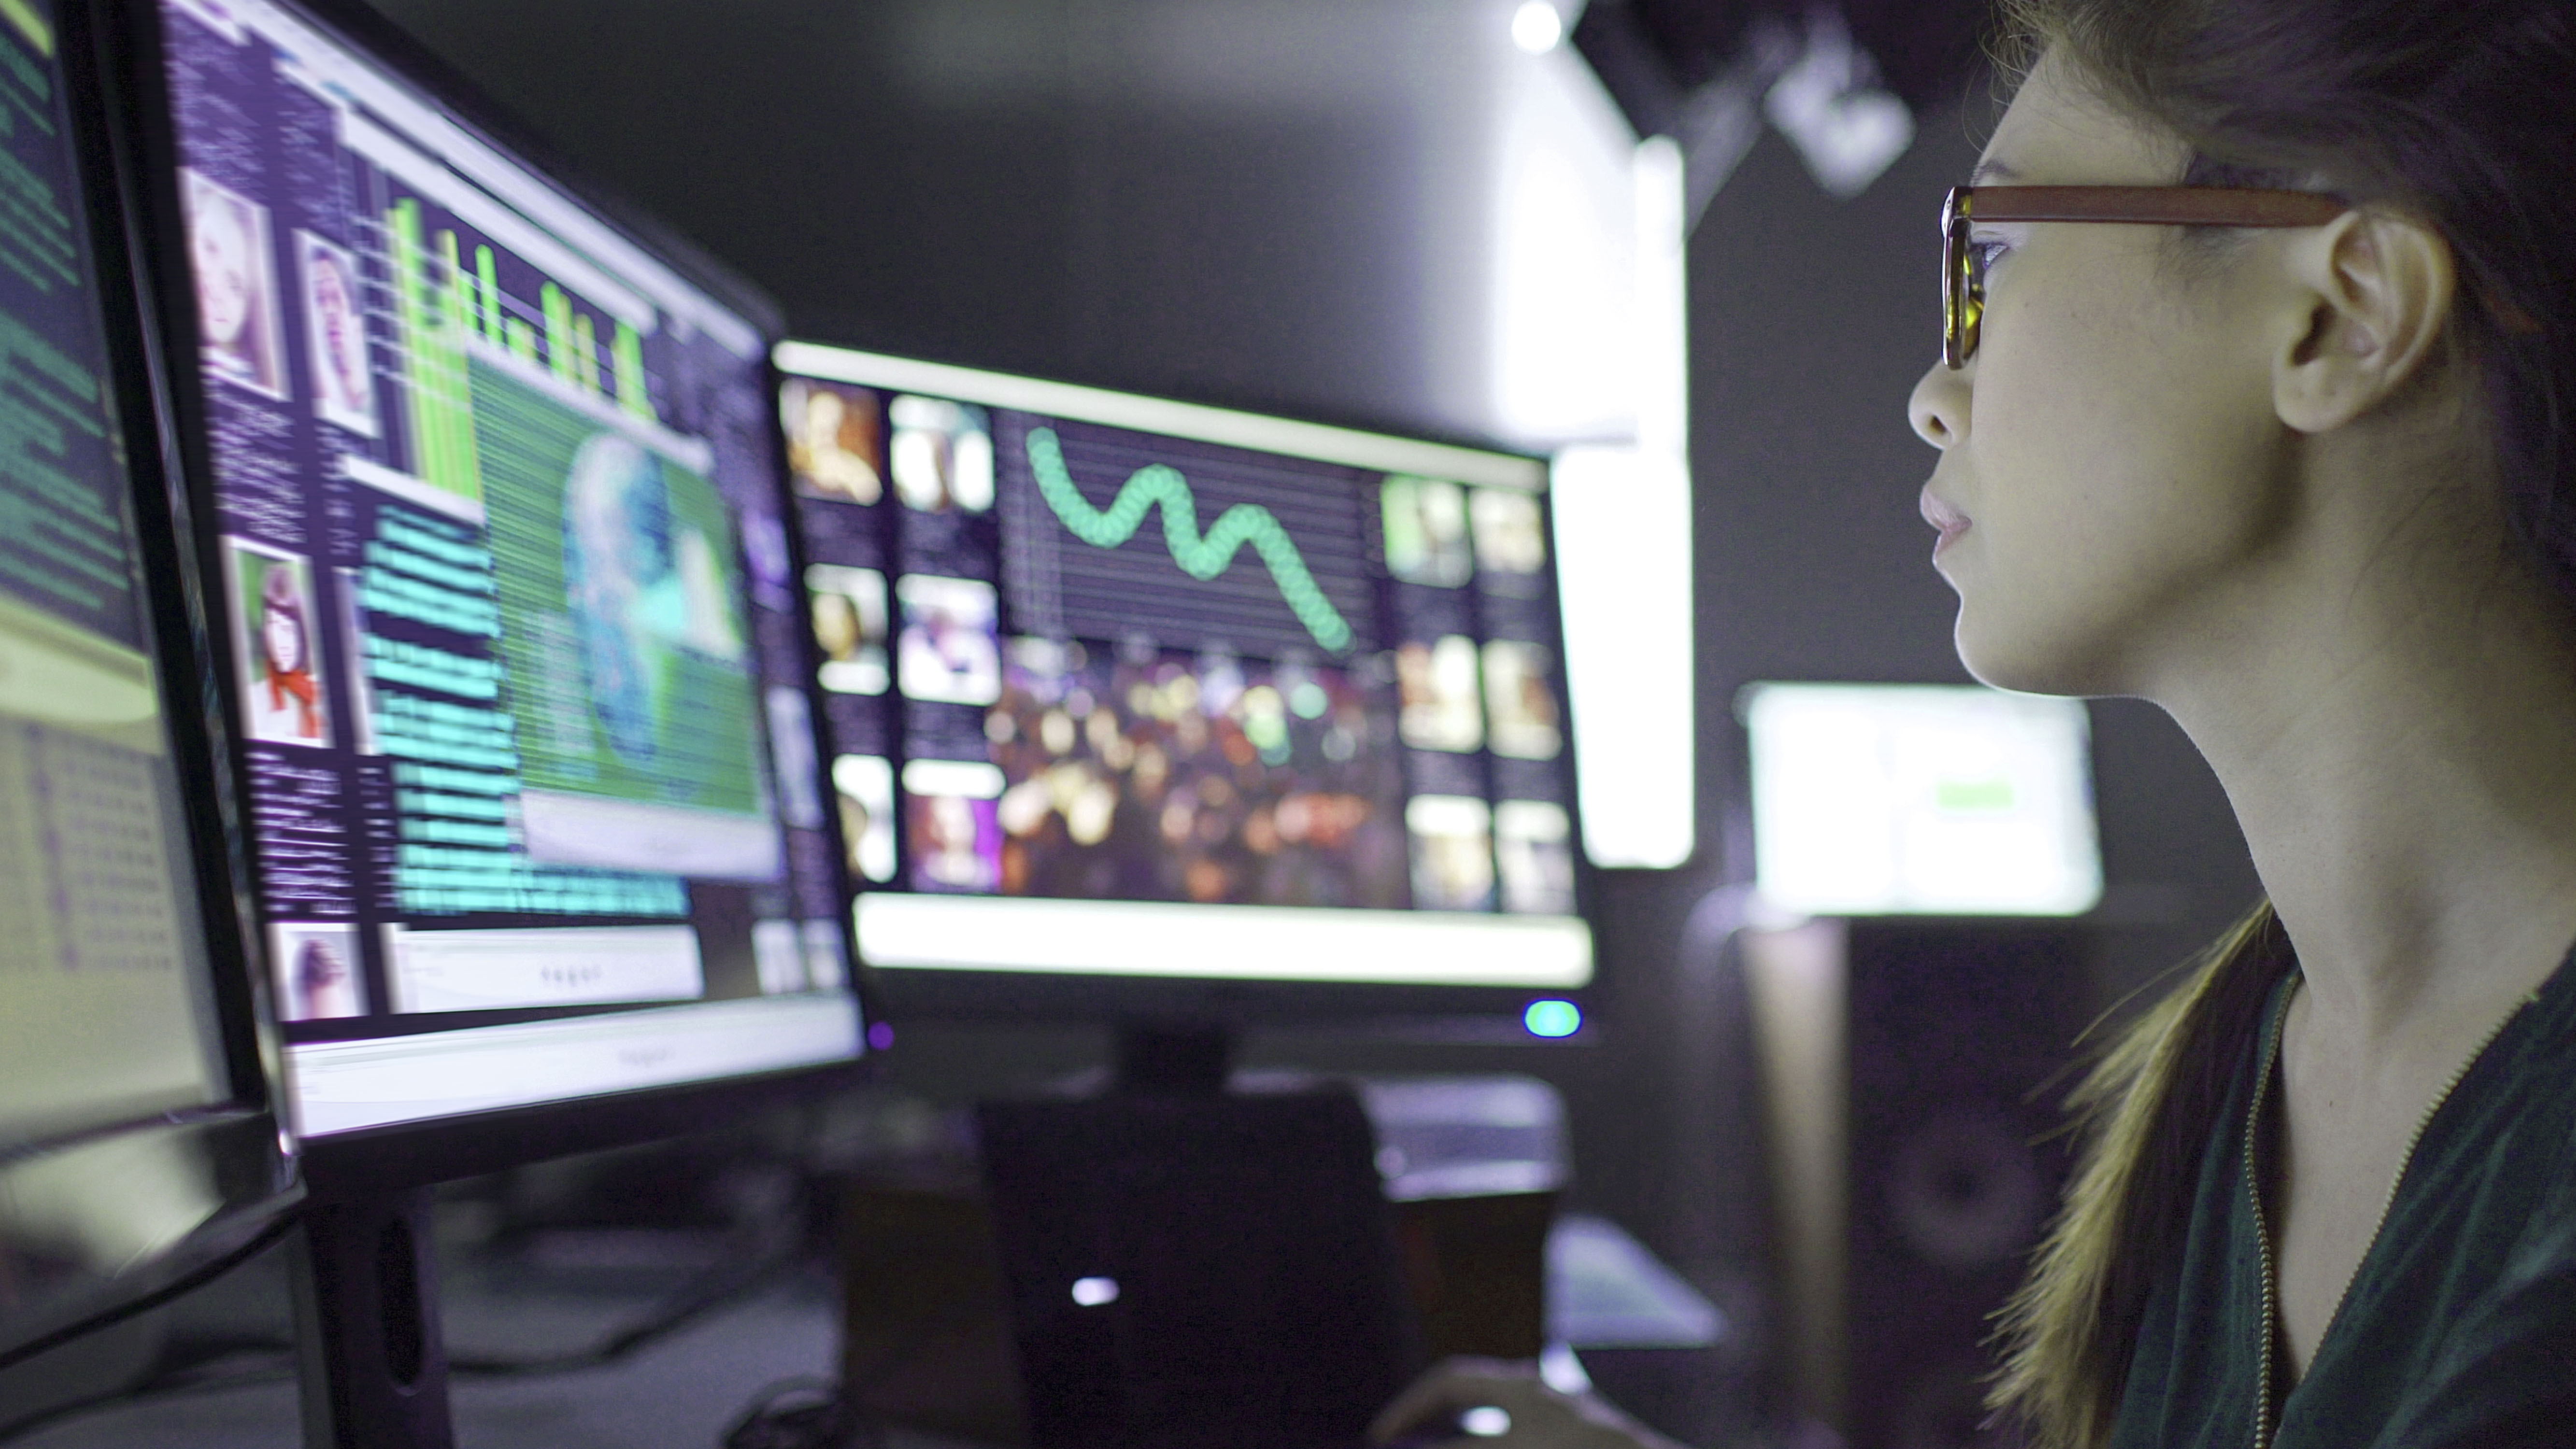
1953;612;2112;698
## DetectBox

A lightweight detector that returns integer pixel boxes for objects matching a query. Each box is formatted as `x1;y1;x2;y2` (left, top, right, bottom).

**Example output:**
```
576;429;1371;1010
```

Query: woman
1375;1;2576;1445
305;240;374;430
251;563;322;743
286;937;357;1022
189;175;277;394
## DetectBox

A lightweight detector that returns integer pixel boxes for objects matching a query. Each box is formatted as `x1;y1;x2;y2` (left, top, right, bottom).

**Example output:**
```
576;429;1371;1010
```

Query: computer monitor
1739;682;2104;917
0;0;294;1374
103;0;862;1183
773;343;1595;1027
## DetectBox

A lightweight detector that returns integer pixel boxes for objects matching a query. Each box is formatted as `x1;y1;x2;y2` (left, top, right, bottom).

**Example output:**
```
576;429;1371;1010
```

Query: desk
8;1193;1743;1447
11;1236;924;1449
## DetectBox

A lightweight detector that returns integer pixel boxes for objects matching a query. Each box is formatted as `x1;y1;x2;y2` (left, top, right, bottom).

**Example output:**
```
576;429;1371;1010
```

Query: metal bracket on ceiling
1572;1;1914;229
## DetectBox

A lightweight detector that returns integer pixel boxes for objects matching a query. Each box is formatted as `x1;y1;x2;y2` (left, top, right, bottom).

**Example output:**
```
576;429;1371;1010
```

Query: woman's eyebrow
1969;158;2023;185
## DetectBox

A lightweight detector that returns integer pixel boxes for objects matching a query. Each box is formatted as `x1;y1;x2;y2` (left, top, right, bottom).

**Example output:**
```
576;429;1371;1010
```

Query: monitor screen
0;0;227;1155
774;344;1593;989
1741;682;2103;917
150;0;858;1139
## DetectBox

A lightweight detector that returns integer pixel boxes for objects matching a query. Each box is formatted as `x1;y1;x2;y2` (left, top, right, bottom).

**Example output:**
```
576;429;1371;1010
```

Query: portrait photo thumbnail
224;538;333;749
888;395;995;514
1382;476;1473;588
1406;793;1496;911
783;378;883;505
808;564;890;696
296;230;378;436
271;922;365;1022
1396;634;1484;754
183;170;287;400
895;573;1002;706
904;757;1004;893
832;753;897;884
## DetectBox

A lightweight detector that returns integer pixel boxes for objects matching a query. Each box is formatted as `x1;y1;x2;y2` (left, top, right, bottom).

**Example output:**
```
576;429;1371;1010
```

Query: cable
2;1242;820;1442
733;1294;1019;1449
445;1226;811;1377
0;1347;295;1445
4;1145;841;1438
0;1208;300;1380
721;1376;886;1449
1;1243;820;1442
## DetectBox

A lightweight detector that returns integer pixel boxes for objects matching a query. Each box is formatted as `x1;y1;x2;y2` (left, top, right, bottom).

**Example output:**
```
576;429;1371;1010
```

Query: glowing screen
0;0;225;1151
777;344;1594;988
156;0;857;1136
1742;683;2103;917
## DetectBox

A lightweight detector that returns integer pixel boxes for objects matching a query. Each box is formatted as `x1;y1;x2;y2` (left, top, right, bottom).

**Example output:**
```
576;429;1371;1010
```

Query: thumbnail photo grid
787;380;1580;920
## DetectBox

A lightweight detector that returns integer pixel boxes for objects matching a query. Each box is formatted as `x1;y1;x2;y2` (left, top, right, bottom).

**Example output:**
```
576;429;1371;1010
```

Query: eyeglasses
1942;185;2348;369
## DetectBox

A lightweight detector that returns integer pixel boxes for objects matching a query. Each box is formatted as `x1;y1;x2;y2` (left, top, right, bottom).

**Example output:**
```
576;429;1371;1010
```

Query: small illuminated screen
1743;683;2103;917
776;343;1593;988
0;0;226;1152
156;0;858;1137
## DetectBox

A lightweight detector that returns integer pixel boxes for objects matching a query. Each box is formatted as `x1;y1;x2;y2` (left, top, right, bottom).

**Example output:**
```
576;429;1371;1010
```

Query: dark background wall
355;0;1503;441
349;0;2261;1433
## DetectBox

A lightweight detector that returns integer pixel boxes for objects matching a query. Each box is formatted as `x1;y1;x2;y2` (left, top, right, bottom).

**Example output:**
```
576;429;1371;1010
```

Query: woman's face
264;601;304;675
313;255;358;392
1907;50;2301;697
299;943;345;990
195;198;254;349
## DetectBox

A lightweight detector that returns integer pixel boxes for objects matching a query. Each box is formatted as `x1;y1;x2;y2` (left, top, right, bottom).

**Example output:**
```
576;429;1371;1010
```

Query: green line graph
1025;426;1354;651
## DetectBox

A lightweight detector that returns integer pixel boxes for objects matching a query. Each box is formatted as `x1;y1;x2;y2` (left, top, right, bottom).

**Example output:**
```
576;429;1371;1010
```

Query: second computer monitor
1741;682;2104;918
775;344;1593;998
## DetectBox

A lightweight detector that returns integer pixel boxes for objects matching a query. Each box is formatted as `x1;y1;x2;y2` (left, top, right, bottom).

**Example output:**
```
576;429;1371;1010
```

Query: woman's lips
1920;486;1971;556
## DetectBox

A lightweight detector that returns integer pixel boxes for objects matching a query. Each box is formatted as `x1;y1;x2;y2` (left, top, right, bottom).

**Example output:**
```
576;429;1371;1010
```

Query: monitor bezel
775;343;1606;1031
87;0;868;1193
0;0;307;1373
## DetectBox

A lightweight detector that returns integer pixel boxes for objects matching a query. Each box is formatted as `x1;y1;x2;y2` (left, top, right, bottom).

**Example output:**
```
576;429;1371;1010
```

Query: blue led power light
1523;999;1581;1038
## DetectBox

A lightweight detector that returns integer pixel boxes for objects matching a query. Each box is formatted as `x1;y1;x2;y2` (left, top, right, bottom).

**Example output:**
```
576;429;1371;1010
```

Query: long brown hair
1980;2;2576;1444
1988;904;2289;1446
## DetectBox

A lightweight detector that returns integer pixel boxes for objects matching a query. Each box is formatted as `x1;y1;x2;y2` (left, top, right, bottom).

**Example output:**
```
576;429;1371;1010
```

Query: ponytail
1987;902;2293;1449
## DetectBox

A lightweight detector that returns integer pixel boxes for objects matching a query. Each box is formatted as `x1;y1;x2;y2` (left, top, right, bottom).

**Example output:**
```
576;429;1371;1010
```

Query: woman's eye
1970;238;2011;273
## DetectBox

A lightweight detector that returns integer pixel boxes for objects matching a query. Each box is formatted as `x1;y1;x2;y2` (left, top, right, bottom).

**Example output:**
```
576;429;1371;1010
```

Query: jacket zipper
2247;995;2288;1449
2246;980;2538;1449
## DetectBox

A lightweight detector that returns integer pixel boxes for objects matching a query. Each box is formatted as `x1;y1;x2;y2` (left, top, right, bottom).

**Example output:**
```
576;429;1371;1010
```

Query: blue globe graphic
563;433;673;767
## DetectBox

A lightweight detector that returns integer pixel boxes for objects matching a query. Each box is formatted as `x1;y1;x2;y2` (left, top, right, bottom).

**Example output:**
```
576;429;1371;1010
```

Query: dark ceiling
1577;0;1995;130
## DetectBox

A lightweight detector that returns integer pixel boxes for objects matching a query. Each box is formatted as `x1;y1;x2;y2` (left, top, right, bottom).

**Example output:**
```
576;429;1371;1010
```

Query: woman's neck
2155;473;2576;1053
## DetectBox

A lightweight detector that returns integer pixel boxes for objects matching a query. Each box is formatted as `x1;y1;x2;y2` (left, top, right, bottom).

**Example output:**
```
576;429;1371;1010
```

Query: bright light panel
1743;683;2102;916
1554;447;1694;869
1547;138;1694;872
1511;1;1564;55
1485;11;1642;446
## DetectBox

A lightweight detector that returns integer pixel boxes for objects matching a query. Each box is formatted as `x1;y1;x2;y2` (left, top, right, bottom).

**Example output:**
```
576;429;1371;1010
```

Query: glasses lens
1937;190;1958;368
1941;189;1972;368
1944;226;1962;367
1957;229;1982;364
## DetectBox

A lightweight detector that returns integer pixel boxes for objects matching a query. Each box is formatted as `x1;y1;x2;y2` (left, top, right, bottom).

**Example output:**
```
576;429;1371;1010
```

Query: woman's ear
2273;209;2457;434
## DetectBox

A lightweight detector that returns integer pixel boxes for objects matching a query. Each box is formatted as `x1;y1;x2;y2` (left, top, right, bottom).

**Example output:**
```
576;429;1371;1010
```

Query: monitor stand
289;1188;455;1449
979;1023;1414;1447
1110;1020;1237;1094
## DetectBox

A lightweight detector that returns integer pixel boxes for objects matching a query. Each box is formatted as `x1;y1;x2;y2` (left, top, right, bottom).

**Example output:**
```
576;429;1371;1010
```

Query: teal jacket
2108;956;2576;1448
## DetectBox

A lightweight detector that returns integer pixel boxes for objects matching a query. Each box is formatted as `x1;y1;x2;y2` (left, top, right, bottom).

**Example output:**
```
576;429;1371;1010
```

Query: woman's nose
1908;358;1968;450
